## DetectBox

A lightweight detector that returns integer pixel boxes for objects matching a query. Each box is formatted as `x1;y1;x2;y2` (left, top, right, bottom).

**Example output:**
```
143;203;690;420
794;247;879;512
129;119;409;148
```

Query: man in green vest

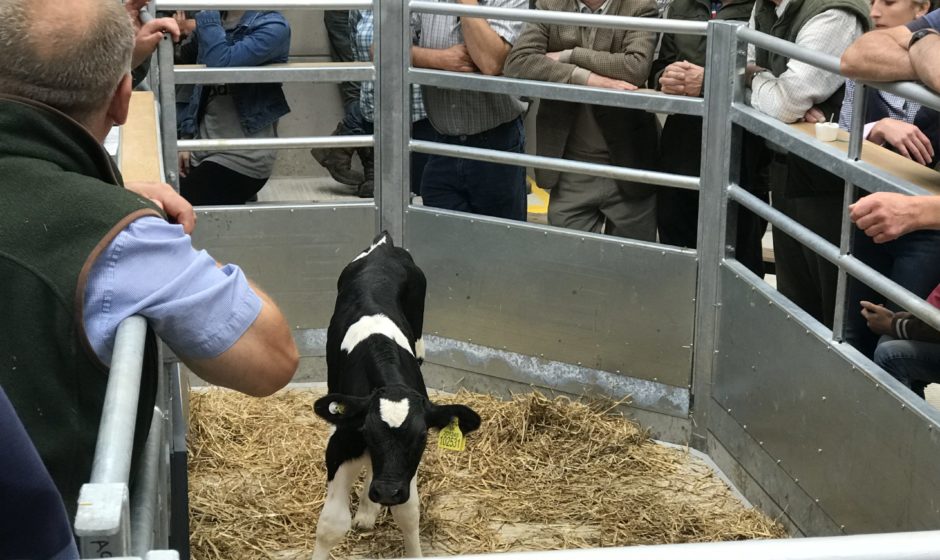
744;0;871;327
0;0;300;530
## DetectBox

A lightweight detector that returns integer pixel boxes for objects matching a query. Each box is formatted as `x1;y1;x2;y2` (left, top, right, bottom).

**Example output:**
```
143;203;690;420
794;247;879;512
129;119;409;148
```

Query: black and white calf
311;232;481;559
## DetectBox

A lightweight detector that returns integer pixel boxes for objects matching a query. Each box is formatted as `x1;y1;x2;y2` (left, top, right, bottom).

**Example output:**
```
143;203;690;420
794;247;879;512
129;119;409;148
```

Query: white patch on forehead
379;398;410;428
352;236;388;262
341;314;414;356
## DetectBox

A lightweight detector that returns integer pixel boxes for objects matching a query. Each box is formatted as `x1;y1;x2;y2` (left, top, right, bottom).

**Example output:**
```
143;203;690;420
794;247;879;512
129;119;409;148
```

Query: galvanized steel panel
713;265;940;533
190;204;375;331
405;209;697;390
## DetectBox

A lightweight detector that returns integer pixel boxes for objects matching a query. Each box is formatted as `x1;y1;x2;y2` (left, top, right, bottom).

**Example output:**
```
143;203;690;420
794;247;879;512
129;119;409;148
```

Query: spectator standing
504;0;660;240
837;0;940;359
413;0;529;221
651;0;765;271
0;0;298;522
745;0;871;327
176;10;291;205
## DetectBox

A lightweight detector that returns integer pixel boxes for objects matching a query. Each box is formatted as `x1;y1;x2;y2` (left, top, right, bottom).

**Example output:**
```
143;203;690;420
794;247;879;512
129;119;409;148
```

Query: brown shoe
311;123;363;186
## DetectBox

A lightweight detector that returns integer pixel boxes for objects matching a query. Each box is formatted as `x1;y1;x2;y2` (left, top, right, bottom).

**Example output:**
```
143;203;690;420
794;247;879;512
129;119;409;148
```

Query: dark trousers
341;104;435;196
658;115;767;277
324;10;360;110
180;161;269;206
770;155;843;328
845;228;940;358
420;117;527;221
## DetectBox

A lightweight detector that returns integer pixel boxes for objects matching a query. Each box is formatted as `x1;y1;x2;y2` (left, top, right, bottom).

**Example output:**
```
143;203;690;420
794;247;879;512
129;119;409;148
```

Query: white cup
815;122;839;142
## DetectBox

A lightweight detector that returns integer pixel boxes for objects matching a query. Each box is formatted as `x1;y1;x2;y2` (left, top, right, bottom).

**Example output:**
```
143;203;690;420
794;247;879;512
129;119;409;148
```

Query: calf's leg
353;456;382;529
311;456;365;560
390;476;422;557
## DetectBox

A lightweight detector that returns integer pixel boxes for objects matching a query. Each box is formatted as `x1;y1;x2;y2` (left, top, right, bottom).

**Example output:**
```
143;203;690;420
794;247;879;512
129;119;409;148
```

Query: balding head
0;0;134;125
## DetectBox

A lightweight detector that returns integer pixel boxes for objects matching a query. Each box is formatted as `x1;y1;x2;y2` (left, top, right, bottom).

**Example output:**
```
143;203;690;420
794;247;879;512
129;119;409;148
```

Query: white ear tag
328;401;346;415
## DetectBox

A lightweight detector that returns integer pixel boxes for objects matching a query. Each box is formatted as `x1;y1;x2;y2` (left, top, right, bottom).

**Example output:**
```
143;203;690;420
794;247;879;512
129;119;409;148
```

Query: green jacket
0;95;162;520
753;0;871;120
651;0;756;88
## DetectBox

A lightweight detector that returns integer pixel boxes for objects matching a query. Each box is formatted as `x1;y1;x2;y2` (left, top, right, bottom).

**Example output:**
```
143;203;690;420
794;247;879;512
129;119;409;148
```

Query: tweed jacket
503;0;660;190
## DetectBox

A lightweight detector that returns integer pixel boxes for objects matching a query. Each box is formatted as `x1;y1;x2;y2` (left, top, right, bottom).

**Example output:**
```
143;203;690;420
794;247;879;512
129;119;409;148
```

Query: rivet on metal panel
545;232;549;236
776;459;781;464
249;209;253;214
751;286;755;291
580;238;585;242
815;498;820;503
661;251;666;256
875;384;881;390
821;396;827;401
786;314;791;320
540;353;545;357
616;370;621;374
767;300;772;305
751;365;756;371
202;211;210;216
805;330;811;334
727;408;732;413
577;362;582;366
653;377;658;381
901;404;907;410
817;448;822;453
759;441;763;446
840;525;846;531
794;478;799;483
295;325;300;329
468;338;473;343
743;424;747;429
290;208;295;213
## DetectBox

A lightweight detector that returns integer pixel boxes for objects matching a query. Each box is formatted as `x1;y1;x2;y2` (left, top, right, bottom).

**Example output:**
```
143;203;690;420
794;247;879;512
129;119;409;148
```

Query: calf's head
315;387;480;505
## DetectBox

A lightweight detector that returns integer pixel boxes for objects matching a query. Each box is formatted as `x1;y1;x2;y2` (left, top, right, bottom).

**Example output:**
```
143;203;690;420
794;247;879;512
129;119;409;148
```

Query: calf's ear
314;393;371;426
426;403;482;434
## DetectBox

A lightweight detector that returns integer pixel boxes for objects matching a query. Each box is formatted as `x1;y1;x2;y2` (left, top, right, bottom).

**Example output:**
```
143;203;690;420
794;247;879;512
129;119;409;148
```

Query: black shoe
311;123;363;186
357;147;374;198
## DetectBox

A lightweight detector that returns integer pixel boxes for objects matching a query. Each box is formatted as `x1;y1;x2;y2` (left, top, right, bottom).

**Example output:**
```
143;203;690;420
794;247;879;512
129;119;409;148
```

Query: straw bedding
189;388;785;559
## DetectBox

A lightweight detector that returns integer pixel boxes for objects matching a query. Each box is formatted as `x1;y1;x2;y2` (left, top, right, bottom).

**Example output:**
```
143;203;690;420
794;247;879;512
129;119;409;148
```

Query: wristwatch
908;27;939;49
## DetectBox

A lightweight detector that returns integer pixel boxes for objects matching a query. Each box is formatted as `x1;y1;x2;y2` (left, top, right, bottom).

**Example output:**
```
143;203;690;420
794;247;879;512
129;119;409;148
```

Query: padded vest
0;95;163;520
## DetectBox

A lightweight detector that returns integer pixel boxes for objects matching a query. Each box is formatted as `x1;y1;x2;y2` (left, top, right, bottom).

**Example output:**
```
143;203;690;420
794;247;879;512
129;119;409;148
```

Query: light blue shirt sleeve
83;216;263;366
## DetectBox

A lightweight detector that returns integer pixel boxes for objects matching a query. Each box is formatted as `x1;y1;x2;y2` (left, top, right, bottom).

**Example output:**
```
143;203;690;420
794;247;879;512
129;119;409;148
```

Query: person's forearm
841;28;916;81
911;34;940;91
412;46;442;69
459;13;511;75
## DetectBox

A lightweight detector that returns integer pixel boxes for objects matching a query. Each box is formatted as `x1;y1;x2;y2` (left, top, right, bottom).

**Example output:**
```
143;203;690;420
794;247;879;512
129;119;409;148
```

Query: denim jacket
178;11;291;137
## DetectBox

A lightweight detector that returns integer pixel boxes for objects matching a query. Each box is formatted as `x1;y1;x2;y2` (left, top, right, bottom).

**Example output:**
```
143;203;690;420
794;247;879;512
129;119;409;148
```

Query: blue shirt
907;8;940;32
83;217;262;366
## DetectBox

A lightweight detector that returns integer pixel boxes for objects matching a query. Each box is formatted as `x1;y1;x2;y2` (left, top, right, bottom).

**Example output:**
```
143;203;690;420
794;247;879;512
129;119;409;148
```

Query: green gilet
0;95;163;519
753;0;871;118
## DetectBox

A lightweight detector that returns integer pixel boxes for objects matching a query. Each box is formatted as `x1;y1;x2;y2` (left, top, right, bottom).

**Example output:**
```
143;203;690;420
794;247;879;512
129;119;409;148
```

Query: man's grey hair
0;0;134;124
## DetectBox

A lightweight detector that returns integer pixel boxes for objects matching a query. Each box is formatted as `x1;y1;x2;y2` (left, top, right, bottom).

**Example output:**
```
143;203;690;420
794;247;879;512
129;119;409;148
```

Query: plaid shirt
838;79;924;136
352;10;427;123
416;0;529;136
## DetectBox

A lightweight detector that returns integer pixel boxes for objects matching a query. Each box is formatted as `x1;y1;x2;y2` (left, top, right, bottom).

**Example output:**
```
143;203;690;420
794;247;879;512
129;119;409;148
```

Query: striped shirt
416;0;529;136
352;10;428;123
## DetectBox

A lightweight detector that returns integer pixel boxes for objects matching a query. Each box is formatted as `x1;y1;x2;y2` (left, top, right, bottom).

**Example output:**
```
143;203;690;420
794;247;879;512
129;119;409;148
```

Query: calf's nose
369;480;408;506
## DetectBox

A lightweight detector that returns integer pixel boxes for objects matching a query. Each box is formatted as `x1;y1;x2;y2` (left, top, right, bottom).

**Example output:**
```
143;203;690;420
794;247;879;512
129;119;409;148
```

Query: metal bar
90;316;148;484
444;531;940;559
730;103;936;196
174;63;374;85
409;1;708;35
410;140;700;191
156;0;371;8
690;20;745;452
847;83;869;161
729;185;940;333
410;69;704;116
376;0;409;243
178;135;374;152
156;37;179;189
76;483;131;558
130;407;165;557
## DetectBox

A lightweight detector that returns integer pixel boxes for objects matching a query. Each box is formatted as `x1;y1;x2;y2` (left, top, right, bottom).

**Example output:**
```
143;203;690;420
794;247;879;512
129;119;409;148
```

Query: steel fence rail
410;140;701;191
154;0;370;9
410;70;704;116
174;63;374;85
409;1;708;35
90;316;149;484
729;185;940;333
437;530;940;560
178;135;374;152
130;407;166;557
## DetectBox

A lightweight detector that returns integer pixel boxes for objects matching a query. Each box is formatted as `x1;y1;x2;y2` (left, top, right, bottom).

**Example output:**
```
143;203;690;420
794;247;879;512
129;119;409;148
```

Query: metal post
833;83;869;342
374;0;410;244
156;36;180;189
690;20;746;451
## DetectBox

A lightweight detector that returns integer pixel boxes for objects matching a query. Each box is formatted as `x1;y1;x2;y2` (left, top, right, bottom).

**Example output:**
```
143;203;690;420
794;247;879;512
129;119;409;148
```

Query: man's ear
313;393;372;426
426;403;482;434
107;74;133;127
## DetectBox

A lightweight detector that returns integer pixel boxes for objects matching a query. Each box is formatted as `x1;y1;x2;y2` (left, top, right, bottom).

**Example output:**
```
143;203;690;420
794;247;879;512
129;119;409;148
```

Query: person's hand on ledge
126;181;196;234
587;73;637;91
869;118;935;166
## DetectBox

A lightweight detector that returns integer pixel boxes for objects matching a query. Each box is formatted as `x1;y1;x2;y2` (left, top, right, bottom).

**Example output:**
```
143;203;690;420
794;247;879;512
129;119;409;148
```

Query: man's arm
457;0;514;75
910;31;940;90
841;26;916;82
412;44;478;72
565;4;659;86
750;10;862;123
850;192;940;243
184;282;298;397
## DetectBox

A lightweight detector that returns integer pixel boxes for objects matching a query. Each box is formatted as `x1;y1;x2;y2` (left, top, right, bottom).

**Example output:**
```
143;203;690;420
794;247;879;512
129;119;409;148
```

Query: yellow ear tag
437;417;466;452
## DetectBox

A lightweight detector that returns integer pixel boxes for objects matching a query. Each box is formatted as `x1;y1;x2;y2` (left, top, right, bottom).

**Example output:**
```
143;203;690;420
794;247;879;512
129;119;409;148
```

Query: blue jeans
420;117;527;221
845;229;940;358
873;337;940;398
